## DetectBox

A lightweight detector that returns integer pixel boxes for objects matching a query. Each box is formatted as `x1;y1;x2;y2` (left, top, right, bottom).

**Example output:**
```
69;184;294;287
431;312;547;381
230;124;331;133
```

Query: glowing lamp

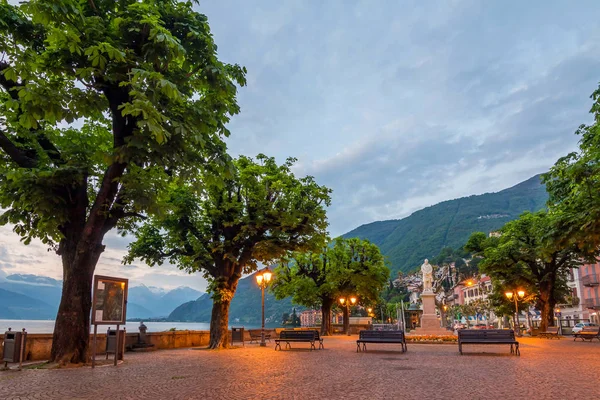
263;270;272;283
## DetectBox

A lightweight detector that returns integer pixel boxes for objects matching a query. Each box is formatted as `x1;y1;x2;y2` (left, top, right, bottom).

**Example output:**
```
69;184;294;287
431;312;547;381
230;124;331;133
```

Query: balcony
584;297;600;310
582;274;599;287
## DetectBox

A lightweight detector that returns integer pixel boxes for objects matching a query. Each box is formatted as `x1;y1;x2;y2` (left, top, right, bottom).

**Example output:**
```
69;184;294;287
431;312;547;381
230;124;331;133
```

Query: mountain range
0;274;202;320
168;174;548;323
343;174;548;275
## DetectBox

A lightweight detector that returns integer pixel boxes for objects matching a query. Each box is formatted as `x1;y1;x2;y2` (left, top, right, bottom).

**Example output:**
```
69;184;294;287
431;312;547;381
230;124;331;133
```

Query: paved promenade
1;335;598;399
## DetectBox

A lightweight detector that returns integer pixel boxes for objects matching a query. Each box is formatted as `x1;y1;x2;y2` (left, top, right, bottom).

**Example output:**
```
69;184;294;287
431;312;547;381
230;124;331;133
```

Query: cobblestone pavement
1;336;598;399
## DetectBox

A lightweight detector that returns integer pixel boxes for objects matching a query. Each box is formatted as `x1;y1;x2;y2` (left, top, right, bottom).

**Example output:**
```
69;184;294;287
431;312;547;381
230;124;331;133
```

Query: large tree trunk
208;298;232;349
208;274;240;349
50;240;105;364
320;298;333;336
538;282;554;332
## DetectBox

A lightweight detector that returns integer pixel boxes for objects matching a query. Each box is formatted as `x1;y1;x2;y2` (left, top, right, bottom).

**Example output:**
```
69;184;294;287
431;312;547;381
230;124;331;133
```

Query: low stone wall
1;329;277;362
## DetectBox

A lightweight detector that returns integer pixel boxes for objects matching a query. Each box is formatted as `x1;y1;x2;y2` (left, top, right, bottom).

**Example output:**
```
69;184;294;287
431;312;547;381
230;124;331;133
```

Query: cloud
199;0;600;236
3;0;600;287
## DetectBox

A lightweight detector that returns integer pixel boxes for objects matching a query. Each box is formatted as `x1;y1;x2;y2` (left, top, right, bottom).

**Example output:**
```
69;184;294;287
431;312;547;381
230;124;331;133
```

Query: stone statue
421;259;433;292
138;321;148;344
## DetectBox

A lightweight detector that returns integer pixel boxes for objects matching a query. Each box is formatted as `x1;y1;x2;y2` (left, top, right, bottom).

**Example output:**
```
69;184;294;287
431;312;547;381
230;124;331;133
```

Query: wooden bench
274;330;318;350
573;326;600;342
458;329;520;356
356;330;407;353
538;326;561;339
248;329;271;343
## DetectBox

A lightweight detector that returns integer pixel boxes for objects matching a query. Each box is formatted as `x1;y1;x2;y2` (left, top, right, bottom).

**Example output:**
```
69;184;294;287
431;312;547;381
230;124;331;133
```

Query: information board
91;275;128;325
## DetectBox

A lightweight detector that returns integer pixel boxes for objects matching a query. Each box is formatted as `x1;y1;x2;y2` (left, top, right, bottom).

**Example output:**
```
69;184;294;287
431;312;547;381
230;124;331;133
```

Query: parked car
572;322;598;333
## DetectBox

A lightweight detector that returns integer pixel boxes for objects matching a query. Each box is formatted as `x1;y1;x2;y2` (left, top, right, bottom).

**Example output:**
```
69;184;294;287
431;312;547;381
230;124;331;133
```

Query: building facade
300;309;321;327
579;262;600;324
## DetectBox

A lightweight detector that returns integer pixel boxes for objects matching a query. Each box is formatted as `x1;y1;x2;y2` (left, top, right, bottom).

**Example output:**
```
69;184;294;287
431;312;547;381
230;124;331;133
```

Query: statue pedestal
410;292;449;336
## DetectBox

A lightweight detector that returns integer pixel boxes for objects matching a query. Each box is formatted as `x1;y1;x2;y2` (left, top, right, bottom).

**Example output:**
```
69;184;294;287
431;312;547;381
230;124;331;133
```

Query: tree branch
0;129;37;168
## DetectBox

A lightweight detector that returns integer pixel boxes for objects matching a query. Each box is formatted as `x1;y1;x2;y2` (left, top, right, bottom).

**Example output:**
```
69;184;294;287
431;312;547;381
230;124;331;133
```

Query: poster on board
91;275;128;325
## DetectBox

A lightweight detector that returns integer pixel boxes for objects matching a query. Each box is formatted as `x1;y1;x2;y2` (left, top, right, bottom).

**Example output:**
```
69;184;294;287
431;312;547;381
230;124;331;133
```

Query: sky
2;0;600;291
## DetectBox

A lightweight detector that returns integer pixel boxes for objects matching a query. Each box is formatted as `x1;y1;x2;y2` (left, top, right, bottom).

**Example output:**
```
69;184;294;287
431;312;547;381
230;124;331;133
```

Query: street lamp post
505;290;525;336
555;308;562;335
339;296;357;336
255;268;273;347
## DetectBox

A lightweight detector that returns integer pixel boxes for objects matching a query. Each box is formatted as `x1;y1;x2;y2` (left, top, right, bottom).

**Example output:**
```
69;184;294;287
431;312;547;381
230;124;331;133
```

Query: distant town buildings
300;309;321;327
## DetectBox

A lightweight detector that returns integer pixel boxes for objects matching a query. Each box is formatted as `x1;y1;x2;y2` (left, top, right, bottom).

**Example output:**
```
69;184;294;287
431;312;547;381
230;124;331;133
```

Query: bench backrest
279;330;316;340
282;329;321;339
458;329;515;341
359;330;405;340
580;326;600;334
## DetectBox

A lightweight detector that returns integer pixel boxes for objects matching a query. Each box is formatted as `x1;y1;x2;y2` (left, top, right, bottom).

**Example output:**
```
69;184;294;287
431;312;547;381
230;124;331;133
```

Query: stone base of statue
409;292;451;335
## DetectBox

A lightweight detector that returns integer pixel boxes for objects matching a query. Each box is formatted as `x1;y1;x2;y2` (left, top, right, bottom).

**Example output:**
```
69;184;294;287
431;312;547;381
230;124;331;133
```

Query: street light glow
263;270;272;283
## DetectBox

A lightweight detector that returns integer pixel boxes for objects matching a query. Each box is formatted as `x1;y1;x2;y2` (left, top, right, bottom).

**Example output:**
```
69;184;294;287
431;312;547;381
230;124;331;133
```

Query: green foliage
544;84;600;254
273;238;389;308
130;154;330;348
0;0;245;362
126;154;331;295
465;211;590;330
0;0;246;248
344;175;548;275
272;237;389;333
289;308;300;327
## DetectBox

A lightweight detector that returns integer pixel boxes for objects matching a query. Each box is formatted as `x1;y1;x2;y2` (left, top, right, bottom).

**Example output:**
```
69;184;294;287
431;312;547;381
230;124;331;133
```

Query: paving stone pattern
1;336;598;399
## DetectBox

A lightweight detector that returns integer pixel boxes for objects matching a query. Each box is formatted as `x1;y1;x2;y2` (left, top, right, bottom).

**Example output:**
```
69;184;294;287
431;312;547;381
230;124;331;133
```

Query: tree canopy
0;0;245;363
272;237;389;335
125;154;331;348
465;211;590;331
544;84;600;254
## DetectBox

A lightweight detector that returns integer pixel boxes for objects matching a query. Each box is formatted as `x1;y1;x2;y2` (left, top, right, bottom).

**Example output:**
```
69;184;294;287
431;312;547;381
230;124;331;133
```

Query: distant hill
343;174;548;275
128;285;204;318
0;274;202;320
168;272;297;326
0;288;56;320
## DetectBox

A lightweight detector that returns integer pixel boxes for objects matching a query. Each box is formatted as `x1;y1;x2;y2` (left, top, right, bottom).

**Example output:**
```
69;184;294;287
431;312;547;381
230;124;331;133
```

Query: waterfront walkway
1;335;598;399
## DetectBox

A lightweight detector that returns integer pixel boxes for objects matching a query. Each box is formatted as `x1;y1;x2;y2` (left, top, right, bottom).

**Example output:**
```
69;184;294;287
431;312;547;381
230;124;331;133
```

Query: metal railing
582;274;599;287
583;297;600;309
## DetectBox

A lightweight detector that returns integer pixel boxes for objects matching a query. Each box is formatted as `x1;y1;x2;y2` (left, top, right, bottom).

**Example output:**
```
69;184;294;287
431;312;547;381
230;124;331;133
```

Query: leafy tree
272;237;389;335
0;0;244;363
544;84;600;254
290;308;300;327
281;312;290;325
465;211;589;331
125;155;330;348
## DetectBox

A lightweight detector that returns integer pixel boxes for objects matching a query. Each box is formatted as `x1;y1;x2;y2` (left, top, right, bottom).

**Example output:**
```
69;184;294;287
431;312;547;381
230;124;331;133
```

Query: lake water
0;320;222;334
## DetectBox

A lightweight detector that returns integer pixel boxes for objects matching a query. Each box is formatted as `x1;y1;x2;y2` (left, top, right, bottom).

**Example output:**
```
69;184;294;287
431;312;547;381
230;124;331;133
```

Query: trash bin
3;328;26;363
105;329;125;360
231;327;244;346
